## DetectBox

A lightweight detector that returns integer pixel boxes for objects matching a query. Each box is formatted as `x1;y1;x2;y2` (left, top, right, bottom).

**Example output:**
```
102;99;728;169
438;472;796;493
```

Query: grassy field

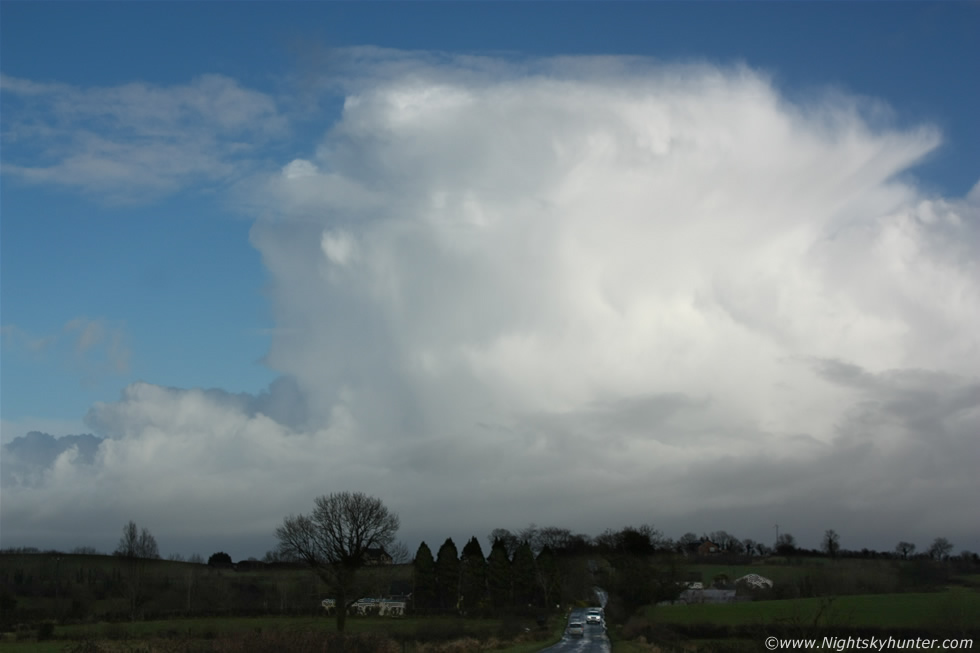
648;587;980;629
54;614;507;640
683;557;917;596
0;613;562;652
0;552;570;652
0;552;413;624
0;644;64;653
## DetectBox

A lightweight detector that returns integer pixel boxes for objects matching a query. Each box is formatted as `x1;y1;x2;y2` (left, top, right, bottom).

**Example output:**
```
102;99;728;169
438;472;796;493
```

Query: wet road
538;608;610;653
539;589;610;653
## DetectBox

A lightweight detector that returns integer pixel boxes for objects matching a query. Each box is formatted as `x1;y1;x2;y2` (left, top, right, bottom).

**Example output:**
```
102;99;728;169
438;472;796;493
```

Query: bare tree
822;529;841;559
115;520;159;559
487;528;520;557
776;532;797;556
538;526;573;553
676;532;700;553
113;521;159;619
275;491;399;631
519;523;542;554
708;530;739;552
894;541;916;560
387;540;411;564
928;537;953;562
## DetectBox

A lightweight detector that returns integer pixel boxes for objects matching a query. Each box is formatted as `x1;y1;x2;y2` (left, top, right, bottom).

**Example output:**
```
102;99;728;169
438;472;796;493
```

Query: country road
538;607;610;653
538;587;610;653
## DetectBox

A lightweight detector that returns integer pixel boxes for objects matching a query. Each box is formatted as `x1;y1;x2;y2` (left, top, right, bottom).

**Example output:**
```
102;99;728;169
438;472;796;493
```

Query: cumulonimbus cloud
3;52;978;555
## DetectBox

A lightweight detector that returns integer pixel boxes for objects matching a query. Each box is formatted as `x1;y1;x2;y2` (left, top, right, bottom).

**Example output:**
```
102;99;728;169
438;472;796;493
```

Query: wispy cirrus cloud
0;74;287;201
2;317;131;382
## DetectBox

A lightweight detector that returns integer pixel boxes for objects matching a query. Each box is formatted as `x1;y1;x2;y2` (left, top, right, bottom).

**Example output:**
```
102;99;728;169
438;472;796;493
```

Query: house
697;540;720;556
364;547;393;565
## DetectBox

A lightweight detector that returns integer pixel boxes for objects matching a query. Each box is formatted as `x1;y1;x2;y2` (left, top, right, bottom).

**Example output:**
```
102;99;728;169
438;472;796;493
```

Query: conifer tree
459;536;488;615
486;537;512;611
512;540;537;607
535;545;562;608
412;541;437;612
435;538;460;611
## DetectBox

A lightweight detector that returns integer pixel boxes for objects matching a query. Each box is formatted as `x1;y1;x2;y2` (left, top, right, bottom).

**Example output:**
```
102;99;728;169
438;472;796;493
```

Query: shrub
35;621;55;640
208;552;233;567
496;617;526;640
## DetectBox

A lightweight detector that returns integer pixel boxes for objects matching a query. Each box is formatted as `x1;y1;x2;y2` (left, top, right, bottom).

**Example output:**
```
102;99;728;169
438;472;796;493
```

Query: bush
35;621;55;640
621;615;684;646
208;552;233;567
496;617;526;640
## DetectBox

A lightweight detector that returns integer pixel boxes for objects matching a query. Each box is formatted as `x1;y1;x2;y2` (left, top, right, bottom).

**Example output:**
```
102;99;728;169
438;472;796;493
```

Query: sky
1;2;978;562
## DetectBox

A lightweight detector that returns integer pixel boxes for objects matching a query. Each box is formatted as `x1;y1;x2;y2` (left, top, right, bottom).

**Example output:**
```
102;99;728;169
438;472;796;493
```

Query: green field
648;588;980;630
0;614;562;652
55;614;504;640
682;558;921;597
0;644;64;653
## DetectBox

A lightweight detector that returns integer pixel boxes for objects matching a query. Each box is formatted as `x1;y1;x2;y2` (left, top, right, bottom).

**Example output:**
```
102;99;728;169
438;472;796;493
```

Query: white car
586;609;602;624
568;621;585;637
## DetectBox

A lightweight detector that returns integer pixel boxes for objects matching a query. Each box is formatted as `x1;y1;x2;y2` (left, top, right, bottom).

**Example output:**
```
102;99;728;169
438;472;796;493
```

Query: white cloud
321;230;358;266
0;417;90;446
282;158;318;179
3;53;978;556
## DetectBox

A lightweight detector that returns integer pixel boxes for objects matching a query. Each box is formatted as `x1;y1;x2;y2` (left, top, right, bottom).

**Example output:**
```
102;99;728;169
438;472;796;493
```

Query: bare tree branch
276;491;399;631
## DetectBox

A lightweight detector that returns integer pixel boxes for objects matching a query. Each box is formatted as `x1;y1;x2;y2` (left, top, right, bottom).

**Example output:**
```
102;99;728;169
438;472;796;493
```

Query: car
568;621;585;637
586;610;602;624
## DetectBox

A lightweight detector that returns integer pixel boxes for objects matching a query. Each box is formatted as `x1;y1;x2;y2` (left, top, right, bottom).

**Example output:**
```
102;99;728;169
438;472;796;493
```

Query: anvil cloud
3;53;978;557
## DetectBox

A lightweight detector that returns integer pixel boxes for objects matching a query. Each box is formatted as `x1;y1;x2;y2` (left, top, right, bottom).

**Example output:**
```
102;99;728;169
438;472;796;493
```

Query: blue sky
2;2;978;559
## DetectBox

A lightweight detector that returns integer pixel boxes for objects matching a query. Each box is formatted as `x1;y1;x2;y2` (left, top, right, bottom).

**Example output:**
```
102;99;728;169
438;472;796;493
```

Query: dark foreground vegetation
608;555;980;653
3;519;979;652
3;547;980;652
0;550;565;652
0;615;561;653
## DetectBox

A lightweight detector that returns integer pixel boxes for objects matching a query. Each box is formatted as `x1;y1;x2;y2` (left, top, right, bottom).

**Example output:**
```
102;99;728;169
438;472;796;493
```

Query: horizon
0;520;956;565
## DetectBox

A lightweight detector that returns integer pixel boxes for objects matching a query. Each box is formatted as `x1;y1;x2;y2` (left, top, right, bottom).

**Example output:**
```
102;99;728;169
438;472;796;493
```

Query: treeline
0;551;361;628
408;525;689;619
405;524;980;622
411;537;564;616
6;522;972;567
468;525;976;564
